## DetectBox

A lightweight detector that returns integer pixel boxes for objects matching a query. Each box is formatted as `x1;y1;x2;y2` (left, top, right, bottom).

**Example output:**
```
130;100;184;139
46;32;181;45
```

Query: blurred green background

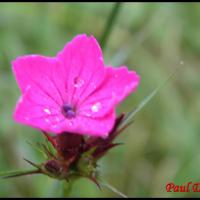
0;2;200;197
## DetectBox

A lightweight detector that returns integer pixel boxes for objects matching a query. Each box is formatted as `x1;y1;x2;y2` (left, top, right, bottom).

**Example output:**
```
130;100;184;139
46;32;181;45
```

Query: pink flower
12;34;140;138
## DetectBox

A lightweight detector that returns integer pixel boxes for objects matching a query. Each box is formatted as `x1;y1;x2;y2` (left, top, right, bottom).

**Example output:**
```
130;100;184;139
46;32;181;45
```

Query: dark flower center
62;104;76;119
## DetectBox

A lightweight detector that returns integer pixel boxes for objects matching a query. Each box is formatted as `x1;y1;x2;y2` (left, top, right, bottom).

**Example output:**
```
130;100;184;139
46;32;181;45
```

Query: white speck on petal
74;77;84;88
91;102;101;112
44;108;51;115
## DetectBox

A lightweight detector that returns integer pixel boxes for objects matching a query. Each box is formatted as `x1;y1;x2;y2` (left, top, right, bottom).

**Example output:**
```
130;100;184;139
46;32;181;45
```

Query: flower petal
14;84;115;138
79;66;140;118
13;84;65;132
57;34;105;106
12;55;66;105
54;110;116;138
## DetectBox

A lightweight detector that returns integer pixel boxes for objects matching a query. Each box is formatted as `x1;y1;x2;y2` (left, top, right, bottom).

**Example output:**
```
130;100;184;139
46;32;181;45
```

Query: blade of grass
0;169;40;179
110;7;169;66
118;67;179;131
100;2;122;50
100;178;128;198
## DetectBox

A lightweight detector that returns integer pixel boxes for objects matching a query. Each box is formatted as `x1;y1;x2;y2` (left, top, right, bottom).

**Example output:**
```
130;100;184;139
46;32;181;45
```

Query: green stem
62;180;74;197
100;2;122;50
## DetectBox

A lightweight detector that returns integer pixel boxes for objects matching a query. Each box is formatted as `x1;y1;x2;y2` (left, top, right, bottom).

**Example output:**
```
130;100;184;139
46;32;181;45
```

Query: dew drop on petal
91;102;101;112
74;77;84;88
44;108;51;115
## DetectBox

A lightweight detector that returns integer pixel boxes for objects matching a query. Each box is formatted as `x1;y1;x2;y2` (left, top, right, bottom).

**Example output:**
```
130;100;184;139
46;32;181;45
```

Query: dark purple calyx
61;104;76;119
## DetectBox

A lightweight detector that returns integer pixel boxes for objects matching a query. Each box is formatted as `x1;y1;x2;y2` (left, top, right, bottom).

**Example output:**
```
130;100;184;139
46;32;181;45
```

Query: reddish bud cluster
33;114;126;185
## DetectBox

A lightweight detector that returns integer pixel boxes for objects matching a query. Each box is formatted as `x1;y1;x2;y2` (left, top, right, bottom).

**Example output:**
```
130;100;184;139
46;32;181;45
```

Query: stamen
61;104;76;119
